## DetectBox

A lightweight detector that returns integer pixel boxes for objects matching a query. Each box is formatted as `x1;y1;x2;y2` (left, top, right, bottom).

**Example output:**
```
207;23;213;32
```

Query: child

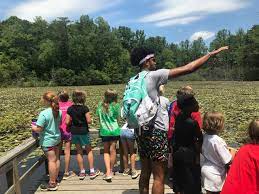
32;91;61;191
172;95;203;194
168;86;202;182
120;123;139;179
58;91;75;180
96;89;121;181
201;112;233;194
66;90;100;180
168;86;202;142
221;119;259;194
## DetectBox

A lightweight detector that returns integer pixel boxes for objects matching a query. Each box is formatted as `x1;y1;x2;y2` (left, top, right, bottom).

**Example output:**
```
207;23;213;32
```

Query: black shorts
136;127;168;162
101;136;120;143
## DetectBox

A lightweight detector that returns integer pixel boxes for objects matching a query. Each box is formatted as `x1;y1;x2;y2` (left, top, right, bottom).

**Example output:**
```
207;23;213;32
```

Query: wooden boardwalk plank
34;173;174;193
31;154;175;194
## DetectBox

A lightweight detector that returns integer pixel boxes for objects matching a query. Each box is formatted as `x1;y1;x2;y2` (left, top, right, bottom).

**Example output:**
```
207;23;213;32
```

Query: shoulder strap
139;70;149;78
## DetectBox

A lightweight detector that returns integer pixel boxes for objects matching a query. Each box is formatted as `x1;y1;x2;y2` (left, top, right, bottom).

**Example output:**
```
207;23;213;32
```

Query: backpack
122;71;159;129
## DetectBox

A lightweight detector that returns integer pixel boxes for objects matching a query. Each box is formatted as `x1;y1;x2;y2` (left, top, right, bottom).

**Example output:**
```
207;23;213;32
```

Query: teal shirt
36;108;61;147
96;102;121;136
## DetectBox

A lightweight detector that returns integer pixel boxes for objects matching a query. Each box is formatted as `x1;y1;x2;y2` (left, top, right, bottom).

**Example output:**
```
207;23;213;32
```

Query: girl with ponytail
32;91;61;191
96;89;121;181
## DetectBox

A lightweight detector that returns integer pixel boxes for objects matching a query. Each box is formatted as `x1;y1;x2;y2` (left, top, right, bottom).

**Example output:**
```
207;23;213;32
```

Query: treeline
0;15;258;86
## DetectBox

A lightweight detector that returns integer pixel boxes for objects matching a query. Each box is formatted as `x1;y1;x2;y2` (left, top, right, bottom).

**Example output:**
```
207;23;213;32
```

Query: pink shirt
59;101;73;133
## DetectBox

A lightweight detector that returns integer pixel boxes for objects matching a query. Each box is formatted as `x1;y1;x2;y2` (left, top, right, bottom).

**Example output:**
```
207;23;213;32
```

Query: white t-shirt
201;134;232;175
158;96;170;131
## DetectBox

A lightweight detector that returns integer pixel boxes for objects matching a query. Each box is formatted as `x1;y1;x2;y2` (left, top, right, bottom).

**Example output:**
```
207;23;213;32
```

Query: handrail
0;129;128;194
0;137;38;171
0;137;42;194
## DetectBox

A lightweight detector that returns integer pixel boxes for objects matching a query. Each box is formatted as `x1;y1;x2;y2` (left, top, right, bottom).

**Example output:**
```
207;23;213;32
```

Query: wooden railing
0;129;128;194
0;137;43;194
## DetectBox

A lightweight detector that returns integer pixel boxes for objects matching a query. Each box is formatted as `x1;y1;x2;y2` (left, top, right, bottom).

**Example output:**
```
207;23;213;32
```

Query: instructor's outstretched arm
169;46;229;79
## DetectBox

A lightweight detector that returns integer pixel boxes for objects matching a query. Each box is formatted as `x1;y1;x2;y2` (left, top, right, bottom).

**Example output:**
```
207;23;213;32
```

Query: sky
0;0;258;44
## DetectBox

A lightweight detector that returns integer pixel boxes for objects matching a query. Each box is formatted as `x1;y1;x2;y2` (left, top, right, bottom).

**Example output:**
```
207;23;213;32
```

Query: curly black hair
130;47;155;67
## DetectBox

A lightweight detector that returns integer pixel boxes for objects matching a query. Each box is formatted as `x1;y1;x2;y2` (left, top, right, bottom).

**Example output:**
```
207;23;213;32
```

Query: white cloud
190;31;215;41
139;0;249;26
155;16;202;27
6;0;122;22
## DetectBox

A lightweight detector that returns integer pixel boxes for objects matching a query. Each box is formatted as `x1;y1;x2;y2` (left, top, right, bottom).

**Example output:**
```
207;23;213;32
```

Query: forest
0;15;258;86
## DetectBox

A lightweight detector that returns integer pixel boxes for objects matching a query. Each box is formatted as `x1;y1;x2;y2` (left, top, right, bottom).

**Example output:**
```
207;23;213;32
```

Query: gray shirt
145;69;170;131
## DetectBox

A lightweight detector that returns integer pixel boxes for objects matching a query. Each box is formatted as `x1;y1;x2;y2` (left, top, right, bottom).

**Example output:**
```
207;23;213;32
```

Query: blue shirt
36;107;61;147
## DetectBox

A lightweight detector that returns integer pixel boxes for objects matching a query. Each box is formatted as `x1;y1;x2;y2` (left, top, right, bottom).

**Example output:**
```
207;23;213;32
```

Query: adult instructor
130;46;228;194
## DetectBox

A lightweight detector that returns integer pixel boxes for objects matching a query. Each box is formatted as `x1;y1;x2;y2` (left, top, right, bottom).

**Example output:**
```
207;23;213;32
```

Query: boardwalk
33;173;174;194
30;155;174;194
0;136;208;194
0;134;174;194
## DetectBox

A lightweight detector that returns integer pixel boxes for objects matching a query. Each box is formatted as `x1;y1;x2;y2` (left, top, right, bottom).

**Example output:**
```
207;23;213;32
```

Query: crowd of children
32;87;259;193
32;89;140;191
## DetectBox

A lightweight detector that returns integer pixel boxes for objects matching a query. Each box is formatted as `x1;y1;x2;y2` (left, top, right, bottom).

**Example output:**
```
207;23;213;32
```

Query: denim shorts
120;129;135;140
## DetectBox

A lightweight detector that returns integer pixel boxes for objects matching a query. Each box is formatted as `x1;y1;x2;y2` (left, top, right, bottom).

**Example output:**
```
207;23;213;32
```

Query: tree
37;39;57;79
48;17;70;68
209;29;232;79
113;26;135;51
53;68;76;86
243;25;259;80
144;36;167;54
0;15;258;86
157;48;176;69
190;38;207;59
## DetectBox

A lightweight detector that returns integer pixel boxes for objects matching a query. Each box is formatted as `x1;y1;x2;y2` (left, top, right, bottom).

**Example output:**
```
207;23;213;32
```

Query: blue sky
0;0;258;44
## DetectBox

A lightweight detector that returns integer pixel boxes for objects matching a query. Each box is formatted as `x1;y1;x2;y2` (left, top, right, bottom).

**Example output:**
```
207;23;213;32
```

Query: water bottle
31;119;39;138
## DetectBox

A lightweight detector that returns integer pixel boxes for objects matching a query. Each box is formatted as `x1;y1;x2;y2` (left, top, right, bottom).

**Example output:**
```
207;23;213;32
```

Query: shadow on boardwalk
23;154;174;194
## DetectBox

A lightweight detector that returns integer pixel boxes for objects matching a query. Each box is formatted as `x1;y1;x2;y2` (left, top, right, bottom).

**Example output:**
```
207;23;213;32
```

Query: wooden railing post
12;158;21;194
6;168;13;188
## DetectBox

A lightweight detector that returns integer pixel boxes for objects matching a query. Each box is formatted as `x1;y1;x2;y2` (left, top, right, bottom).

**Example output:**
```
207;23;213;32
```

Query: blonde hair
42;91;59;117
102;89;118;112
72;90;86;105
203;112;225;134
248;119;259;144
159;85;165;95
176;86;194;99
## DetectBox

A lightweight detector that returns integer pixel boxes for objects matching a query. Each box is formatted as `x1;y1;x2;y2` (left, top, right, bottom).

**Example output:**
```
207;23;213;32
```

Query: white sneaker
103;174;112;181
122;168;131;176
131;170;140;179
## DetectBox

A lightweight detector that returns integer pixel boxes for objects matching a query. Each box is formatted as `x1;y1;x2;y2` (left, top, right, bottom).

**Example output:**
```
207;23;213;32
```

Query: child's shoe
103;174;112;181
131;169;140;179
90;169;100;180
122;168;131;176
40;182;58;191
63;171;76;180
79;172;86;180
